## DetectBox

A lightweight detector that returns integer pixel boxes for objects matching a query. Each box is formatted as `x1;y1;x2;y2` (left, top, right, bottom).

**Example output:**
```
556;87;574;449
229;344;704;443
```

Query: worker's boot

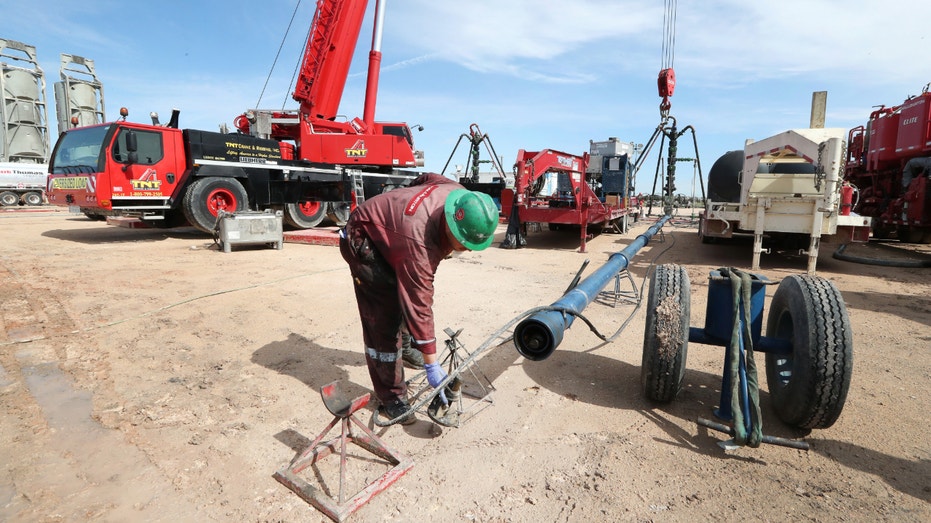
400;332;424;369
379;398;416;425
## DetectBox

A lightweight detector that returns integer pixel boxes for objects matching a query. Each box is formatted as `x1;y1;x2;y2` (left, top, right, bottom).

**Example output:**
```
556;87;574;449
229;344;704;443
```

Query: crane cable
658;0;677;118
662;0;677;71
255;0;304;110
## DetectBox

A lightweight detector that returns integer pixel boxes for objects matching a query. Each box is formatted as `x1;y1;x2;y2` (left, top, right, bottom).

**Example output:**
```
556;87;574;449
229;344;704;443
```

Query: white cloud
390;0;661;77
386;0;930;90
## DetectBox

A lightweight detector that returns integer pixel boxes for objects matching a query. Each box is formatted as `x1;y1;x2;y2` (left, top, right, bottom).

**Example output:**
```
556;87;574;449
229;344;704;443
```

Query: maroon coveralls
339;174;461;404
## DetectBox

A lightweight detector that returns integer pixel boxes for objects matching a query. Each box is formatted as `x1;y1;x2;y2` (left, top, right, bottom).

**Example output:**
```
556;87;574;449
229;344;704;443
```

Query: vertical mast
362;0;386;128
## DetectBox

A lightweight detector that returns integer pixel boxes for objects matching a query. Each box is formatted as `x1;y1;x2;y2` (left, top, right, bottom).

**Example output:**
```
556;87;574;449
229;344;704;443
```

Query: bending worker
339;173;498;424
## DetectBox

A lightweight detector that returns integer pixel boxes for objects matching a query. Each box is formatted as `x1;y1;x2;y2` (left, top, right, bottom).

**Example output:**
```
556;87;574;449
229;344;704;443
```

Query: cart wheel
765;275;853;430
641;264;690;402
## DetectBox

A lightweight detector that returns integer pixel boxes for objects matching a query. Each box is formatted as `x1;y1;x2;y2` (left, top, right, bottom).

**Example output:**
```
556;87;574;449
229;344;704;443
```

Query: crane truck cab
46;116;350;232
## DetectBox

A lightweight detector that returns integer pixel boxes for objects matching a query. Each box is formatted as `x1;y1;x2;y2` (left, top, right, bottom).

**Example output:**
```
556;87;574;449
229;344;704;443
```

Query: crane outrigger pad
274;381;413;522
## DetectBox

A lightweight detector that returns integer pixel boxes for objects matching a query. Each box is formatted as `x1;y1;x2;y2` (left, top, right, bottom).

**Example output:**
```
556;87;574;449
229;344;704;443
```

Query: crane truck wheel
22;191;43;206
284;201;327;229
641;264;690;403
765;274;853;430
182;177;248;234
326;201;351;226
0;191;20;206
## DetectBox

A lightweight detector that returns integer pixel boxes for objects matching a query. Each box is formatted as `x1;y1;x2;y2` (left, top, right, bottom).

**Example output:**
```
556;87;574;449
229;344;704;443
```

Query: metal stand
274;381;414;523
599;269;640;307
426;328;496;428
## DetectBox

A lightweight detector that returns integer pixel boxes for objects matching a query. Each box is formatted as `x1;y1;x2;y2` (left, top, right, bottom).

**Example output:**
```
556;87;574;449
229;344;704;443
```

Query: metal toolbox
217;210;283;253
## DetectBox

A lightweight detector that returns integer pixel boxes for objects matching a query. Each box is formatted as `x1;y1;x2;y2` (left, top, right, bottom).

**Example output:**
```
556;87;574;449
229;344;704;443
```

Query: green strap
724;268;763;448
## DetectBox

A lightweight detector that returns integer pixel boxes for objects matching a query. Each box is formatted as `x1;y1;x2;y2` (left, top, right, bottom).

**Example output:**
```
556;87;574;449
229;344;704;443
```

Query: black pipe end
513;318;558;361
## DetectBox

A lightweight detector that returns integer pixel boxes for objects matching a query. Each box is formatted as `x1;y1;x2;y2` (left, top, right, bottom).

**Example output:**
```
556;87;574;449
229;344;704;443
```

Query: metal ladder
350;171;365;206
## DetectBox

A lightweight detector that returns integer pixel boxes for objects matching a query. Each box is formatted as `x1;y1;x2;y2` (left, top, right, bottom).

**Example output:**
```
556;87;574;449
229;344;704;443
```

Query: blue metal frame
687;270;790;429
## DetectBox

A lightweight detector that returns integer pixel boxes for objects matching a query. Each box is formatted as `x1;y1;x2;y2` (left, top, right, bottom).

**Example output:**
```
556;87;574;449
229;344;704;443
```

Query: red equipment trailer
845;84;931;243
46;0;421;233
501;145;639;252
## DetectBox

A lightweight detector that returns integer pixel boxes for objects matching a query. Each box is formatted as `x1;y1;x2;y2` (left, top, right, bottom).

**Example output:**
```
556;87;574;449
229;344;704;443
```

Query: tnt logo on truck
130;168;161;191
345;140;367;158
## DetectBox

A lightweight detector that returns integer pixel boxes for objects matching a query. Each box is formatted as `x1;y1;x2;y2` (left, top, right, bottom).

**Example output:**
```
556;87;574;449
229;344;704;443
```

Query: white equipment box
217;210;283;253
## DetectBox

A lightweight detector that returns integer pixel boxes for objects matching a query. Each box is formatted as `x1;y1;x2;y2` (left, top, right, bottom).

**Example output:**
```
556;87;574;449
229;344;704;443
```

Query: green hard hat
444;189;498;251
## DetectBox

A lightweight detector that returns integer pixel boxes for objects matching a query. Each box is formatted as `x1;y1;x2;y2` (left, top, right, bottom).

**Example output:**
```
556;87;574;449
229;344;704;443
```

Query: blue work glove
424;362;448;405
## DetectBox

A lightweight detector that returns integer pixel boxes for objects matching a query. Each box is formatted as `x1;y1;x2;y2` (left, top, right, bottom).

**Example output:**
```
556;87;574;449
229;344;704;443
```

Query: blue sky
3;0;929;195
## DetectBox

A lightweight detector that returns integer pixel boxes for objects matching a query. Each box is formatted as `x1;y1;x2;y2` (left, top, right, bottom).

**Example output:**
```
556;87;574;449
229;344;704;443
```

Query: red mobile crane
46;0;421;233
845;84;931;243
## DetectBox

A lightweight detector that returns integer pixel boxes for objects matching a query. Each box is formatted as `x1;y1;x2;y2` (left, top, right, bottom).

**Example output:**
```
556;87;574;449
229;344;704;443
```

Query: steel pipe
514;215;671;360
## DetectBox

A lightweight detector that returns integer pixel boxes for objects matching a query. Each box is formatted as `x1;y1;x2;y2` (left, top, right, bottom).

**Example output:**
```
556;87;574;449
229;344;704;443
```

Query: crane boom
293;0;368;120
235;0;422;170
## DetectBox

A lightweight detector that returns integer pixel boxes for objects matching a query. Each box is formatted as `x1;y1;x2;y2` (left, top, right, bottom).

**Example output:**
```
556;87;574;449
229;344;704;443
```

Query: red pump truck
46;0;422;233
845;84;931;243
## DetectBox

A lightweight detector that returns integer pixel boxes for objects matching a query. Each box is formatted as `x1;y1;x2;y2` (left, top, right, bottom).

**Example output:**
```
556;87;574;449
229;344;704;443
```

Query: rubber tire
586;221;606;235
182;177;248;233
83;211;107;221
22;191;43;206
0;191;19;206
326;201;351;226
897;226;925;244
871;224;894;240
641;264;690;402
765;275;853;430
284;200;327;229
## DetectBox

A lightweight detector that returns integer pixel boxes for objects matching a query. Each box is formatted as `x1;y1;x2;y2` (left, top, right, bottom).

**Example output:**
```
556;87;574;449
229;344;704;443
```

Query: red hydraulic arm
513;149;588;203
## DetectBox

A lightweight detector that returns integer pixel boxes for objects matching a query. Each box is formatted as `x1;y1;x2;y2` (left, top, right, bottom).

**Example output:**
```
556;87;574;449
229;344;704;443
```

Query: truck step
106;216;151;228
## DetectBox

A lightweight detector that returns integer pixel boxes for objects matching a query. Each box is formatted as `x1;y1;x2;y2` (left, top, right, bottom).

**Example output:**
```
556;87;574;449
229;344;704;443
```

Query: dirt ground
1;206;929;523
